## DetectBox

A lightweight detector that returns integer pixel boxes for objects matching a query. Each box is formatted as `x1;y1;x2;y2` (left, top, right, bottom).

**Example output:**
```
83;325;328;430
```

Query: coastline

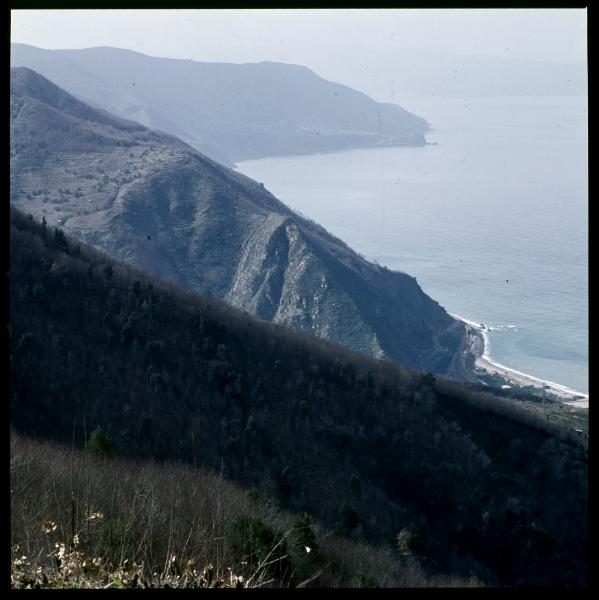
232;134;428;170
451;313;588;408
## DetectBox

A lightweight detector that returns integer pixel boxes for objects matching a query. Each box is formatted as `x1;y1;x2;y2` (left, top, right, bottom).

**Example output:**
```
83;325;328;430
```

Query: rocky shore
452;314;588;408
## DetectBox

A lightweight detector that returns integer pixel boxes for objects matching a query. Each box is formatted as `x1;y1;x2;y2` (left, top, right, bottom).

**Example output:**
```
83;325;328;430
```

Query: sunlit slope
10;66;466;374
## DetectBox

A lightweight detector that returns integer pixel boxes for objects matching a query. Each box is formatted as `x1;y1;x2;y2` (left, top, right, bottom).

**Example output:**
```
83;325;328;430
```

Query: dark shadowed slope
10;43;429;165
10;207;587;586
10;66;468;375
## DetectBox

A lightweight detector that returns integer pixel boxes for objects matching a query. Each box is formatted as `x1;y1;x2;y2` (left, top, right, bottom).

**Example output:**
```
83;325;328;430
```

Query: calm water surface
237;95;588;393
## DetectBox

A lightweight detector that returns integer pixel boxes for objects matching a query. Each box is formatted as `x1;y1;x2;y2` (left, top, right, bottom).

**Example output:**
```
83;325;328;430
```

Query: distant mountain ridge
10;44;430;165
10;66;469;375
241;43;587;102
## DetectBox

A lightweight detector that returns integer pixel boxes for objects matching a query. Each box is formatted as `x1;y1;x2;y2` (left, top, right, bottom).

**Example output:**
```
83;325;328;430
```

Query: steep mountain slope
10;44;429;164
9;208;588;586
10;66;468;375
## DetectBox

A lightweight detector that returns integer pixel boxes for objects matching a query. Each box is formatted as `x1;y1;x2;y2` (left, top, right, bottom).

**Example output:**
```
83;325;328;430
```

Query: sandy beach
451;314;588;408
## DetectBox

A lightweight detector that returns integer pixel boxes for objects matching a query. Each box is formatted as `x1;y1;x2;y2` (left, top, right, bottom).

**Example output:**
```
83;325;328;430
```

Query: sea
236;95;588;395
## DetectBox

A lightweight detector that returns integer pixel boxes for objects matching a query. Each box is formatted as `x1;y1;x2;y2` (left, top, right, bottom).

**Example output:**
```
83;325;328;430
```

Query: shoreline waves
451;313;588;408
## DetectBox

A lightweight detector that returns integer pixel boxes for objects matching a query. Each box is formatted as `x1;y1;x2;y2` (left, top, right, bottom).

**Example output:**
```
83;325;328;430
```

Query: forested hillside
10;208;588;586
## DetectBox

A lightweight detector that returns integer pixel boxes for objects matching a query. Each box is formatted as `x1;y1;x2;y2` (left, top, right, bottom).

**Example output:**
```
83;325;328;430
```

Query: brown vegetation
10;434;480;588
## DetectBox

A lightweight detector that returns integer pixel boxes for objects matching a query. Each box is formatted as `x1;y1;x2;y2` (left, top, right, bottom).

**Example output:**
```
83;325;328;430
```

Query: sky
11;9;587;100
11;9;586;63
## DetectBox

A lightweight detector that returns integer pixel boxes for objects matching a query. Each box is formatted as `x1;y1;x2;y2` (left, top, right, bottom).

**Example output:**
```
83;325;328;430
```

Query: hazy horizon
11;9;587;101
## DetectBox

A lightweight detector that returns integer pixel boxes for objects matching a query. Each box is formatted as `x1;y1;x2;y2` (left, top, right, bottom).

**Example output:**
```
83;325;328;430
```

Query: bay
236;95;588;394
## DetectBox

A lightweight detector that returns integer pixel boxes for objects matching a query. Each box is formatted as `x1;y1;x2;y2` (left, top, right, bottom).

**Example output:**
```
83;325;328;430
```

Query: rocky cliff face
11;44;429;165
10;67;468;374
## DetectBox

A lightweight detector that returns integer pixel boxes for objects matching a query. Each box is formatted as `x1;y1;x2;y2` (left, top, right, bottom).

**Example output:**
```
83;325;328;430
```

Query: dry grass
11;543;249;589
10;432;483;588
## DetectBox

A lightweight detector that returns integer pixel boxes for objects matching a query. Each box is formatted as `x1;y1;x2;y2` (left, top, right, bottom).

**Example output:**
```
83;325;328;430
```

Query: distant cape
11;43;430;166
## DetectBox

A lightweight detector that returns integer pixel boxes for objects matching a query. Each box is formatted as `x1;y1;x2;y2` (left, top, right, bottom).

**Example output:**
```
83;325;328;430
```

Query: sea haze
237;95;588;394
